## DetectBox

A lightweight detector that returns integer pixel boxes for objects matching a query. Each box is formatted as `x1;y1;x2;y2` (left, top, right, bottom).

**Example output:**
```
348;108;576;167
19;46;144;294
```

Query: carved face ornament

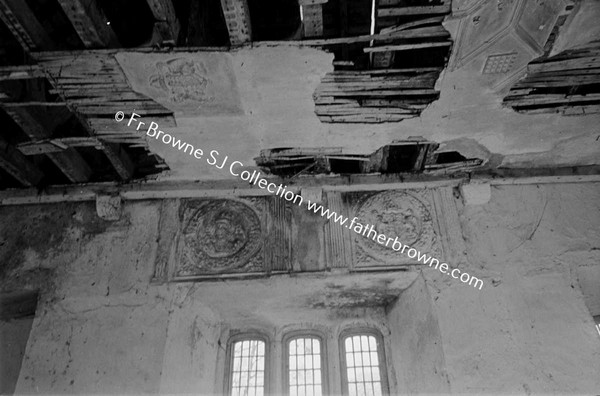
179;199;263;274
203;216;248;258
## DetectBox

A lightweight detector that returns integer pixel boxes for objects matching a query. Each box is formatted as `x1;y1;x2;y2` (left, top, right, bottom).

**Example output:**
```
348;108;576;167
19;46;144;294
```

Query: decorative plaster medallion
178;199;263;275
149;58;212;104
353;191;437;264
114;52;244;116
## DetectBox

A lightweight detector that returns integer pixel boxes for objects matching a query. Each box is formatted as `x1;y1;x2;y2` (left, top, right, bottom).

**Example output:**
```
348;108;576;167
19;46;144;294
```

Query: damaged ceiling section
0;62;170;190
254;137;483;177
0;0;597;192
314;1;453;123
504;40;600;115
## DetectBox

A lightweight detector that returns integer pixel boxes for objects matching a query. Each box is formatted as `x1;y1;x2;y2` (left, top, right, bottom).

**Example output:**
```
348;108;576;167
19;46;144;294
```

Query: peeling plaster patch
0;203;111;293
306;280;403;311
435;138;494;166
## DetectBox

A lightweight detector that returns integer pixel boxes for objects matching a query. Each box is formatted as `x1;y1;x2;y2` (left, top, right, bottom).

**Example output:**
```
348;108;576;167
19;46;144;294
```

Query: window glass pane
314;354;321;369
314;370;321;385
288;337;323;396
343;335;383;396
362;351;371;366
346;337;353;352
231;339;265;396
346;352;354;368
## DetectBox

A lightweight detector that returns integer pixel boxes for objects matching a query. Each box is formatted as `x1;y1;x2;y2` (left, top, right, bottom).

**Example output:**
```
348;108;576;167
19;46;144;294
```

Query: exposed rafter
2;106;92;183
219;0;252;45
145;0;180;44
377;3;451;17
56;0;119;48
0;0;53;51
0;138;43;186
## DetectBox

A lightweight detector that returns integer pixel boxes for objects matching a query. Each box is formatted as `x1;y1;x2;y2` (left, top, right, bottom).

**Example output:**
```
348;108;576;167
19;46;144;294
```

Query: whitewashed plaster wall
0;182;598;394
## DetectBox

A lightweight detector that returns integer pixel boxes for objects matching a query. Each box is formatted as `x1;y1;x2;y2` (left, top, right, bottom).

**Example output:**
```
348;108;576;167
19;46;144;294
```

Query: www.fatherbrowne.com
118;111;483;290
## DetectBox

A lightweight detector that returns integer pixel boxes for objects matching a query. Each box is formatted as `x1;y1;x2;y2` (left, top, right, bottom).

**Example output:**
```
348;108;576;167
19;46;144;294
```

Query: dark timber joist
100;142;135;181
70;111;135;182
364;41;452;53
56;0;119;48
3;106;92;183
0;138;43;186
145;0;180;44
314;2;452;124
219;0;252;45
339;0;348;58
0;0;53;51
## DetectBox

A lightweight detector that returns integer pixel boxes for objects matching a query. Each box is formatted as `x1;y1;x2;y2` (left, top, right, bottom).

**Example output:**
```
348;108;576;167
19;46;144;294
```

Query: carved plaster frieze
175;198;265;278
324;187;466;270
350;190;442;267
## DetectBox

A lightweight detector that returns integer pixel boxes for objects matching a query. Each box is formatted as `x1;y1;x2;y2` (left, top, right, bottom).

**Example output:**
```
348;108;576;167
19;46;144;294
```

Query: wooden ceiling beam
17;138;133;182
2;106;92;183
56;0;119;48
219;0;252;45
378;4;451;17
364;41;452;53
101;142;134;181
0;138;43;186
0;0;53;51
145;0;180;44
71;112;135;182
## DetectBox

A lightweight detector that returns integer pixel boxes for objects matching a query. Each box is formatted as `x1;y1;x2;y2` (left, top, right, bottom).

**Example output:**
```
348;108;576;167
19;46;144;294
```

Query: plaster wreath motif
354;190;436;263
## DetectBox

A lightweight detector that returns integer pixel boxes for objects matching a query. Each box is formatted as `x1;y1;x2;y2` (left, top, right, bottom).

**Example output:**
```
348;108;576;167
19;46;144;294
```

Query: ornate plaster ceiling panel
115;52;244;116
451;0;488;18
449;0;569;74
516;0;568;51
468;32;538;91
450;0;522;70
